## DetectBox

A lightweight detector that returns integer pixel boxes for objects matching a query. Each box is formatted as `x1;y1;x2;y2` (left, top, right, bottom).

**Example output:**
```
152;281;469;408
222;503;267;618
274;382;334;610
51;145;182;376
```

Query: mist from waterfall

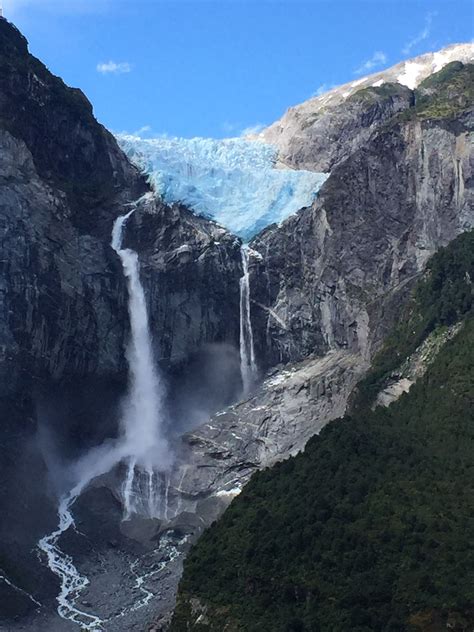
36;208;174;628
239;246;258;396
111;209;173;518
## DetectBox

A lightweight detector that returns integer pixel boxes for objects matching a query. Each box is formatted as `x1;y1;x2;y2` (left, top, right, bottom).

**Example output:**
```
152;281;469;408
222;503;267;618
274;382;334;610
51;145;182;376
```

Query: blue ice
117;135;328;241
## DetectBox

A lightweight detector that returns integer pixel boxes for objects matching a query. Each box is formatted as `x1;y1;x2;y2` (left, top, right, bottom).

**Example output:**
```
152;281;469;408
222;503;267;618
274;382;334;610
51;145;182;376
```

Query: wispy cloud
133;125;152;136
221;121;239;135
402;12;436;56
354;51;387;75
312;83;337;97
116;126;173;140
97;61;133;75
241;123;265;136
221;121;265;137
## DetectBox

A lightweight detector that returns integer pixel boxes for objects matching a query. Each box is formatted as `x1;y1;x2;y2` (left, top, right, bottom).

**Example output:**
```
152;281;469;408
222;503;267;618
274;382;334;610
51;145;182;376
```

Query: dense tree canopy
171;231;474;632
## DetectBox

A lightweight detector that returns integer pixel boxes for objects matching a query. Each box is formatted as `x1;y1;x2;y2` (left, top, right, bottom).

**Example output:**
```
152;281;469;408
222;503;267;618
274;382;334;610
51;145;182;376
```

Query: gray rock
0;19;242;625
250;110;473;369
260;43;473;171
162;350;368;526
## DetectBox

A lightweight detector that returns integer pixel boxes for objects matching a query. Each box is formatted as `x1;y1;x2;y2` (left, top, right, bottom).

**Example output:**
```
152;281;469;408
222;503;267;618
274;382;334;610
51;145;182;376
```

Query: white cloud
221;121;266;137
97;61;133;75
116;127;171;140
402;12;436;56
354;51;388;75
312;83;337;97
133;125;152;136
221;121;239;135
241;123;265;136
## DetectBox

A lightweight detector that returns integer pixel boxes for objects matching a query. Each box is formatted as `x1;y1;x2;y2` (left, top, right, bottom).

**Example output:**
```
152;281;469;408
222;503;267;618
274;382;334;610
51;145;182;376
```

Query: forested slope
171;231;474;632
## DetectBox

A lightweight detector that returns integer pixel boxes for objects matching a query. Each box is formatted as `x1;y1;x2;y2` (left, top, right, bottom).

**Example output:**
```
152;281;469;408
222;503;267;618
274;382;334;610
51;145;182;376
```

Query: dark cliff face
249;65;473;370
0;18;147;230
0;18;242;400
0;17;143;398
0;19;242;620
125;200;242;369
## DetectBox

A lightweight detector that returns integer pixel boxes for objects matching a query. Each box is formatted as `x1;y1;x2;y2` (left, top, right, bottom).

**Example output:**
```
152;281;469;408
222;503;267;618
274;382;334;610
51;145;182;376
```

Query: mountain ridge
0;18;471;632
253;43;474;172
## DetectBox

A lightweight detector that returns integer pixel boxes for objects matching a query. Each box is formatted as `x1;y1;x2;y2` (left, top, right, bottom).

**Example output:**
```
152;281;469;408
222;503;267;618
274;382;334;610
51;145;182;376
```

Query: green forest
171;231;474;632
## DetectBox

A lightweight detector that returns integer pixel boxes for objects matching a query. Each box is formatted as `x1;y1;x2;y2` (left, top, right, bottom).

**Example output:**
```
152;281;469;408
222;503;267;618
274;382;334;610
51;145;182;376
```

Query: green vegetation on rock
349;82;413;105
355;230;474;410
405;61;473;121
171;232;474;632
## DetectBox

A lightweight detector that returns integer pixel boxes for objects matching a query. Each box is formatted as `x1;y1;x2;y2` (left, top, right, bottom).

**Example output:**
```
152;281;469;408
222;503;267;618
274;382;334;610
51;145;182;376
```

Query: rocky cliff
170;231;474;632
258;43;473;171
0;18;242;625
249;61;473;370
135;60;473;630
0;18;242;400
136;61;473;631
0;17;472;632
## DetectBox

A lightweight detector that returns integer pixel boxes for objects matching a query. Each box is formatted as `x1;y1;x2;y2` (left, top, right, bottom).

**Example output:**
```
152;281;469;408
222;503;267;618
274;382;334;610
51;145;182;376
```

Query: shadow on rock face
35;376;125;461
168;343;242;435
0;398;61;623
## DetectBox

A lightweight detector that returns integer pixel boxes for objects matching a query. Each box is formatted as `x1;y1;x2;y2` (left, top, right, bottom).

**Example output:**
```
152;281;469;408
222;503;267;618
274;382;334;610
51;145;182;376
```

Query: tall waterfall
111;209;172;518
37;207;173;628
239;246;257;396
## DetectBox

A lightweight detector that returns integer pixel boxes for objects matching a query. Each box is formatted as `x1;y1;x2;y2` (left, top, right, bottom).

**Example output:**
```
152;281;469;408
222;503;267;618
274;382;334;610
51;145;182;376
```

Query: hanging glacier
116;135;328;240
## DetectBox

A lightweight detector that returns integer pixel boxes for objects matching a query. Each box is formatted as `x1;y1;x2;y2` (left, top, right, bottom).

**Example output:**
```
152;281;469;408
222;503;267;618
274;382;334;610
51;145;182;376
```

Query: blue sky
5;0;473;138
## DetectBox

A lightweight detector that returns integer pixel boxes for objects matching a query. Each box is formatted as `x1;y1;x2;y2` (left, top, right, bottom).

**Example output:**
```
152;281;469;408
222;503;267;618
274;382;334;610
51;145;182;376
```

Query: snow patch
397;62;424;89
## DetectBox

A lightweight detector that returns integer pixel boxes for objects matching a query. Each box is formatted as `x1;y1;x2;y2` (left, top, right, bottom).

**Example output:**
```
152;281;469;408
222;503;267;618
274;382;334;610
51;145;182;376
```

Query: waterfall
36;206;172;627
239;246;257;396
111;209;172;518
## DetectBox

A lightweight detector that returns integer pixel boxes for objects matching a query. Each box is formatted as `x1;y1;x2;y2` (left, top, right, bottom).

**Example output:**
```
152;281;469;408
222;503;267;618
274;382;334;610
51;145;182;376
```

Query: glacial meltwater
37;205;176;628
111;208;173;518
239;246;258;396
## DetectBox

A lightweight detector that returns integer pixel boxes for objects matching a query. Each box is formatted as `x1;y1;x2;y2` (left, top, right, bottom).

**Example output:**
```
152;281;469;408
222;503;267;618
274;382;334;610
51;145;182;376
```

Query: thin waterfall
111;208;172;518
239;246;257;396
122;458;137;520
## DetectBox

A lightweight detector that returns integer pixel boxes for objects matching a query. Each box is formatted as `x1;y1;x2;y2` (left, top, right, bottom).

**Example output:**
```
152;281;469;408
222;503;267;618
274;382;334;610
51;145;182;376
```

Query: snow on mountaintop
117;135;328;240
257;43;474;149
117;45;471;241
